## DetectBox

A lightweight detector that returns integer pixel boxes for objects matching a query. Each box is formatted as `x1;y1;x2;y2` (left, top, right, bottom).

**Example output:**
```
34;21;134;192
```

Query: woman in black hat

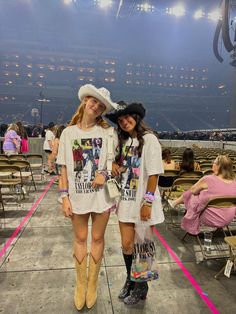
106;102;164;305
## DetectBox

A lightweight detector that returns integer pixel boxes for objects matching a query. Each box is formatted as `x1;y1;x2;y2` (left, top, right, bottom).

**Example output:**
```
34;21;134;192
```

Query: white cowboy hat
78;84;117;114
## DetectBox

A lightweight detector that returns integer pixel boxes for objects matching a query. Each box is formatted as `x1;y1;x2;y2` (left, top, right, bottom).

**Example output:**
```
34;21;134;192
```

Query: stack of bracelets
143;191;156;207
97;170;108;180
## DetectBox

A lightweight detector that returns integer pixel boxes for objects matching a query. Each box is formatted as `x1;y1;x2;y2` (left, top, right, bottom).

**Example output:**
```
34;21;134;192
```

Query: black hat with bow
105;101;146;124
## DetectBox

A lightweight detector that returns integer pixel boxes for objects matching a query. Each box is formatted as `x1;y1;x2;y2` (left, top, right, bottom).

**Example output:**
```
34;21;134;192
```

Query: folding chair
200;164;213;172
166;177;199;226
0;155;9;161
0;160;10;168
158;170;179;207
0;165;24;205
8;154;26;161
215;236;236;279
25;154;43;180
0;188;4;211
183;196;236;263
178;170;203;178
203;169;213;176
10;160;37;192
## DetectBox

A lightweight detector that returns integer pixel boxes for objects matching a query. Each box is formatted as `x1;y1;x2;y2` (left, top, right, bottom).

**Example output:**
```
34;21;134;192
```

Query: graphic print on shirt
121;144;140;201
72;137;103;193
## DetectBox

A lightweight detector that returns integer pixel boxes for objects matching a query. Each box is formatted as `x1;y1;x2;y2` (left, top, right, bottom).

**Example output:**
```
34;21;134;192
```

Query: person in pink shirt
168;155;236;235
3;123;21;155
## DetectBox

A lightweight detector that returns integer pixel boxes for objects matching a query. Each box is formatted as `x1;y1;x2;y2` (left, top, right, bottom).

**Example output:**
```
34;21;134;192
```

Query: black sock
123;253;133;279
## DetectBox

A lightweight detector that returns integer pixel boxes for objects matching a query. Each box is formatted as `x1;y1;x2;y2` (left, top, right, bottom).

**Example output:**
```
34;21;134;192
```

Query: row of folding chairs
0;160;37;211
0;154;44;179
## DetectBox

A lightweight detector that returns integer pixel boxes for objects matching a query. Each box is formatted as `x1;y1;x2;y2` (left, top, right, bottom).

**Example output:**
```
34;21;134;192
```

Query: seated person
162;148;176;170
168;155;236;235
175;148;200;173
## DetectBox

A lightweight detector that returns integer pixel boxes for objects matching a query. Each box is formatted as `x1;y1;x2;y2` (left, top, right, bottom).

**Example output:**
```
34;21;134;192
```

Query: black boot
118;253;135;299
123;282;148;305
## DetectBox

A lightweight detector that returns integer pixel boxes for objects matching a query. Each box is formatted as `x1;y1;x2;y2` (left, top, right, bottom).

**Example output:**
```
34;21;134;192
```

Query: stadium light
62;0;73;5
94;0;113;9
193;9;205;20
137;3;155;12
166;4;186;17
208;9;222;21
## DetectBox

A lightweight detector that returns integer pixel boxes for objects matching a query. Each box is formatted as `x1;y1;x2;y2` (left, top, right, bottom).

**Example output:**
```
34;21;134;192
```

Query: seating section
159;146;236;276
0;154;44;210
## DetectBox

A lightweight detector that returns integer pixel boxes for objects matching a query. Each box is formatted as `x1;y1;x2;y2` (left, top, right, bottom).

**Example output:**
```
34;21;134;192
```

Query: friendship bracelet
59;189;69;193
146;191;154;196
144;194;156;202
142;200;152;207
97;170;108;180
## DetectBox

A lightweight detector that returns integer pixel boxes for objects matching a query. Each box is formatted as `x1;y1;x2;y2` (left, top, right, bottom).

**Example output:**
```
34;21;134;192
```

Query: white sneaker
168;199;176;209
57;196;62;204
22;187;27;195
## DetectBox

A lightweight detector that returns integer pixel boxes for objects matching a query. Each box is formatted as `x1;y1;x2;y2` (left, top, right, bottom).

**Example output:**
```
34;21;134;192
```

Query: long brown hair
180;148;195;172
16;121;28;139
162;148;172;163
116;114;155;163
69;97;110;129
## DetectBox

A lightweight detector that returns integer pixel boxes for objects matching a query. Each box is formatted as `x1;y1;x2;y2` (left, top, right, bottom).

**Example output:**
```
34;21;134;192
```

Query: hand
62;197;73;218
91;173;106;189
112;162;120;177
140;205;151;221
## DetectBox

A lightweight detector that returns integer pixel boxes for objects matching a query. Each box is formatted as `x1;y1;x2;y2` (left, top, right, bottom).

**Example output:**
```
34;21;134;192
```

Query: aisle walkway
0;180;236;314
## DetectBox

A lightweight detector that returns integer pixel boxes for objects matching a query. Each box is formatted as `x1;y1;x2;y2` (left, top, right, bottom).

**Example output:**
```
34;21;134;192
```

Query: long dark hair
162;148;172;163
55;125;65;139
116;114;154;164
180;148;195;172
16;121;28;139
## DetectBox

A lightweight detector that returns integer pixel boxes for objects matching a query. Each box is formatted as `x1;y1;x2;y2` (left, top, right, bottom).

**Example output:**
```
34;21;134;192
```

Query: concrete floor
0;179;236;314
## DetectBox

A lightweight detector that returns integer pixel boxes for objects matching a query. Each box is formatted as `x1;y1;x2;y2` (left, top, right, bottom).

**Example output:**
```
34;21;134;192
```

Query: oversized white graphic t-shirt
120;142;141;201
57;125;117;214
117;133;165;225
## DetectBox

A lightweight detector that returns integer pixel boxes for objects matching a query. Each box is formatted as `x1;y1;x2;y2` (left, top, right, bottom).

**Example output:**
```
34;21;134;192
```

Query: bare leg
169;194;184;208
173;194;184;206
119;222;135;254
90;211;110;262
72;213;90;262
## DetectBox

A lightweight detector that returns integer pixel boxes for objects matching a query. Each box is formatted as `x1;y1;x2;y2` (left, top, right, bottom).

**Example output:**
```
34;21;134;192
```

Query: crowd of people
1;124;236;143
0;84;236;311
159;130;236;141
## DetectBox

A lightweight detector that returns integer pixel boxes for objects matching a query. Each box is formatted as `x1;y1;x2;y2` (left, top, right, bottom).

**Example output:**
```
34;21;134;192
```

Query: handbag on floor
131;222;159;282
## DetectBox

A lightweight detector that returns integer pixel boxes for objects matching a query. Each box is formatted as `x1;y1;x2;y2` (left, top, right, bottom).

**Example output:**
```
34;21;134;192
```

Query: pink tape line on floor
152;227;220;314
0;178;55;259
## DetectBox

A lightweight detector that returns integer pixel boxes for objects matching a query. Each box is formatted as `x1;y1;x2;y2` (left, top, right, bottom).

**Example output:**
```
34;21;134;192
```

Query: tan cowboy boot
74;255;87;310
86;254;102;309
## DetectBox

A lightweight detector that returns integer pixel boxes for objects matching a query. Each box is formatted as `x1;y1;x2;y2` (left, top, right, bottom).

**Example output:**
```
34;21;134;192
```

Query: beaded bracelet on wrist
59;189;69;193
144;194;156;202
142;200;152;207
97;170;108;180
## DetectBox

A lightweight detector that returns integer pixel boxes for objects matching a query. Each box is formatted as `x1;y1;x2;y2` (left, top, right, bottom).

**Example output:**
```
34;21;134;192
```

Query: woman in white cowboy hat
106;101;164;305
56;84;117;310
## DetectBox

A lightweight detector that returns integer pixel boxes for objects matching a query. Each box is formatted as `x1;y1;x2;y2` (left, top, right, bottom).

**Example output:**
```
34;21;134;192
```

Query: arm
48;140;53;151
140;174;158;221
12;138;20;152
49;139;59;162
141;134;163;221
190;178;208;195
60;165;73;218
